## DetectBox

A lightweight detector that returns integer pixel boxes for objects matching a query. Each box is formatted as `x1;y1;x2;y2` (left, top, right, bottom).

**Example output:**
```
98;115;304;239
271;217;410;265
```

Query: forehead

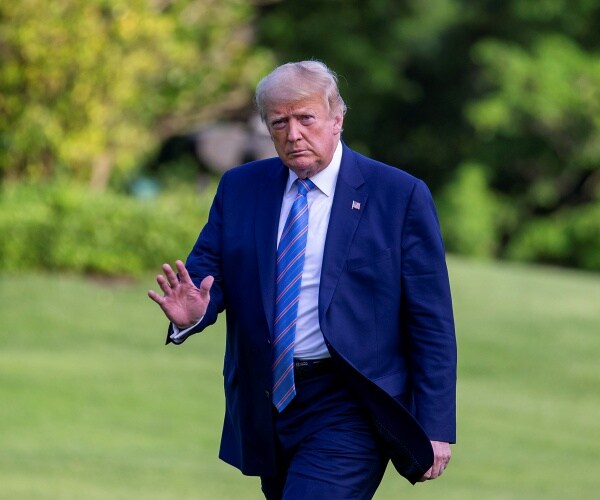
265;95;328;117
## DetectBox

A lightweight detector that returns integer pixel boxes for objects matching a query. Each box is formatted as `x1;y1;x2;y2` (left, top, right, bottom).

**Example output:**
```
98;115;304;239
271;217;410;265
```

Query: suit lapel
319;146;368;316
255;161;289;339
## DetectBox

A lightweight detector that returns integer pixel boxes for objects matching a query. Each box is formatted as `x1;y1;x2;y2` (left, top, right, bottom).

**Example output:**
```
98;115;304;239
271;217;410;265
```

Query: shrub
0;182;213;276
506;201;600;271
437;162;502;258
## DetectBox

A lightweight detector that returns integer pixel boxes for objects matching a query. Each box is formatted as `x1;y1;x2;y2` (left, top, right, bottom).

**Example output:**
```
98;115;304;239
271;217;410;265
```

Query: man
148;61;456;499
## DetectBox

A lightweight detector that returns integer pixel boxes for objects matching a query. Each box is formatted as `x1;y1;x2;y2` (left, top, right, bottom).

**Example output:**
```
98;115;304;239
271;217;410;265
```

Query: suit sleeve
400;180;457;443
165;174;227;345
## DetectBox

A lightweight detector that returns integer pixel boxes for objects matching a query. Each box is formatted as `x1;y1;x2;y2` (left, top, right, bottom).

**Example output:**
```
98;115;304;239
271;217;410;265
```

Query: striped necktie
272;178;315;412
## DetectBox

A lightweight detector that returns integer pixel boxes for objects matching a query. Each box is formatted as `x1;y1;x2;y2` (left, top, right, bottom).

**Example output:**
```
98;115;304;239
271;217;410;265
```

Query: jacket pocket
346;247;391;271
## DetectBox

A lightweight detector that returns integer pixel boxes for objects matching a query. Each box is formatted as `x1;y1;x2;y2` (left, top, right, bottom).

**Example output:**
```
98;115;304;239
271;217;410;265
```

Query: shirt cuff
169;316;204;342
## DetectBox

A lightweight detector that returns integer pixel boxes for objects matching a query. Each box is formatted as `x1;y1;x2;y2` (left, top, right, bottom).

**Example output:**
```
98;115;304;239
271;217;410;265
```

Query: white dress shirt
170;140;342;357
276;140;342;359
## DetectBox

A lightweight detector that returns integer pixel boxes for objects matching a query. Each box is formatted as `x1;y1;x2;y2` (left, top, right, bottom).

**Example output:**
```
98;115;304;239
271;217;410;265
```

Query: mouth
287;149;309;157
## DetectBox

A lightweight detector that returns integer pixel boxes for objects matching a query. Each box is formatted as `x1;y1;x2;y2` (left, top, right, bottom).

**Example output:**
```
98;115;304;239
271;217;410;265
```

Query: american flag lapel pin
351;200;361;210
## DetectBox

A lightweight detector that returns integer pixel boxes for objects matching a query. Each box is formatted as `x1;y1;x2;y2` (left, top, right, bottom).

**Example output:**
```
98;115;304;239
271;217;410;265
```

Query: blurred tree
256;0;470;190
257;0;600;269
467;29;600;261
0;0;273;188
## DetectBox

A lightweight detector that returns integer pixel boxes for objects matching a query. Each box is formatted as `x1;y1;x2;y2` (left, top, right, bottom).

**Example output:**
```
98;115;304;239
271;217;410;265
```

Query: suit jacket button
264;390;270;398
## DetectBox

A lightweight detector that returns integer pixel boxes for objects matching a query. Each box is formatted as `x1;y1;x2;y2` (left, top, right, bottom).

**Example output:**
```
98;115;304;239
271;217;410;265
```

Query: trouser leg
261;367;388;499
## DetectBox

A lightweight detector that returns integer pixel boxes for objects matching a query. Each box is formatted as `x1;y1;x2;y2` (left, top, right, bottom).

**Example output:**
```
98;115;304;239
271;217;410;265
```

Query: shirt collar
284;140;342;197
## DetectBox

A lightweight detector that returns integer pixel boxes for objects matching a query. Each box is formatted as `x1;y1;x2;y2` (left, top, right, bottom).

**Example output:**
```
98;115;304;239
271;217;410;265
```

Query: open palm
148;260;214;329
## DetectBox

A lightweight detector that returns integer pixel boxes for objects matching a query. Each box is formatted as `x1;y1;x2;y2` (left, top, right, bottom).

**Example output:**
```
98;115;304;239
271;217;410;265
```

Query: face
265;95;343;179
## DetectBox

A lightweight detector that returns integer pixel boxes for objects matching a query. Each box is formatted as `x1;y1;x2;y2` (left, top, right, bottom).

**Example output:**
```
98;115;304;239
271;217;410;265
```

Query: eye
270;119;286;130
300;115;315;125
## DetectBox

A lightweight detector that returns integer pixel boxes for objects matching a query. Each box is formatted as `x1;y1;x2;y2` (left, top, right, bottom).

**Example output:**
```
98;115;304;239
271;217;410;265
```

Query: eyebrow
270;108;317;120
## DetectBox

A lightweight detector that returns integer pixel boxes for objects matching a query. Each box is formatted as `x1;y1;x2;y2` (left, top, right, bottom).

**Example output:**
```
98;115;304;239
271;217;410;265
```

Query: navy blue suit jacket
168;144;456;484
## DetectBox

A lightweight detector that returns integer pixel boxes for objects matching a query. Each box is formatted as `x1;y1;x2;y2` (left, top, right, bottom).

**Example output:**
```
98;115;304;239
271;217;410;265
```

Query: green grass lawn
1;257;599;499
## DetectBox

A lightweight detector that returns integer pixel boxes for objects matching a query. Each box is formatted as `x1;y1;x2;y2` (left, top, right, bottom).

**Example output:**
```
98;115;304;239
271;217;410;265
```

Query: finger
419;467;432;482
175;260;193;284
435;458;450;477
147;289;164;305
162;263;179;288
156;274;172;296
433;459;449;479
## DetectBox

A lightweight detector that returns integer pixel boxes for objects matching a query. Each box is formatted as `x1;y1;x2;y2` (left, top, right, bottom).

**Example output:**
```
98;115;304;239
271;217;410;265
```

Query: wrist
174;314;204;331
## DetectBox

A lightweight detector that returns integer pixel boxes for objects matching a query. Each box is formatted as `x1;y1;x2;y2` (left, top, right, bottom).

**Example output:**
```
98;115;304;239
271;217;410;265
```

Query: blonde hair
255;61;347;121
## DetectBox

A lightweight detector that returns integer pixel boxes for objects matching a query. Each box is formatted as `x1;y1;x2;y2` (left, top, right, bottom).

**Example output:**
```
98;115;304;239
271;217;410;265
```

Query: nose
286;119;302;142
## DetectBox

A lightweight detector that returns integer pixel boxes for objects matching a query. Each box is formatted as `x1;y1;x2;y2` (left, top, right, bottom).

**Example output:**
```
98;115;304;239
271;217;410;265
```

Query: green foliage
2;0;600;271
0;0;273;186
437;163;502;258
466;31;600;268
506;201;600;270
257;0;466;189
0;182;213;276
469;36;600;135
468;34;600;198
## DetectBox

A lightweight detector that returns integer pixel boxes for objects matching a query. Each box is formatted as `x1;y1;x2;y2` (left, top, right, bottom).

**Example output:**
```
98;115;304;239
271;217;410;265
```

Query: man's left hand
420;441;451;481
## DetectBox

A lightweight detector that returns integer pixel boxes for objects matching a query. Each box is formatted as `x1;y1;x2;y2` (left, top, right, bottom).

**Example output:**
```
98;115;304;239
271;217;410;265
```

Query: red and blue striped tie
272;178;315;412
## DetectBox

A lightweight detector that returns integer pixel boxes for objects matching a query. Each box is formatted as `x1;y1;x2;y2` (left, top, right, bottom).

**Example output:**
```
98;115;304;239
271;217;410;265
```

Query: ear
332;112;344;135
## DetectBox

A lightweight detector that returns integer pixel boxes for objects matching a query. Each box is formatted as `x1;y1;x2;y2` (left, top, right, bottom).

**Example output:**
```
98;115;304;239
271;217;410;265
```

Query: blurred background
1;0;599;498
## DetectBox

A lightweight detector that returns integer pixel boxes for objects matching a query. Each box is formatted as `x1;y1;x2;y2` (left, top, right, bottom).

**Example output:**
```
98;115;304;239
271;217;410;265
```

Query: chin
287;161;313;178
294;167;318;179
293;157;326;174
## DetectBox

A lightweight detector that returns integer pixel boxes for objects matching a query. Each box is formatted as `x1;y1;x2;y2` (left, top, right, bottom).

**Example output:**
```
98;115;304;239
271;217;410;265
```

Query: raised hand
148;260;214;329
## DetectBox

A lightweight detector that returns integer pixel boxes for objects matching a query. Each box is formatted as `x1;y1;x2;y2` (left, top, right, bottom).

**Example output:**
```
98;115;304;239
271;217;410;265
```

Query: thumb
199;275;214;298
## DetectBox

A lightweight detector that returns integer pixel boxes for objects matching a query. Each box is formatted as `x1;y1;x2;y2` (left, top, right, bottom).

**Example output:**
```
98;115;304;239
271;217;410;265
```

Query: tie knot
296;178;315;196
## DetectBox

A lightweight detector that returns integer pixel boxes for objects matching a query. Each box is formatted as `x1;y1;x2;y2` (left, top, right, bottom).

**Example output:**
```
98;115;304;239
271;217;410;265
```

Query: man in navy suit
148;61;456;499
